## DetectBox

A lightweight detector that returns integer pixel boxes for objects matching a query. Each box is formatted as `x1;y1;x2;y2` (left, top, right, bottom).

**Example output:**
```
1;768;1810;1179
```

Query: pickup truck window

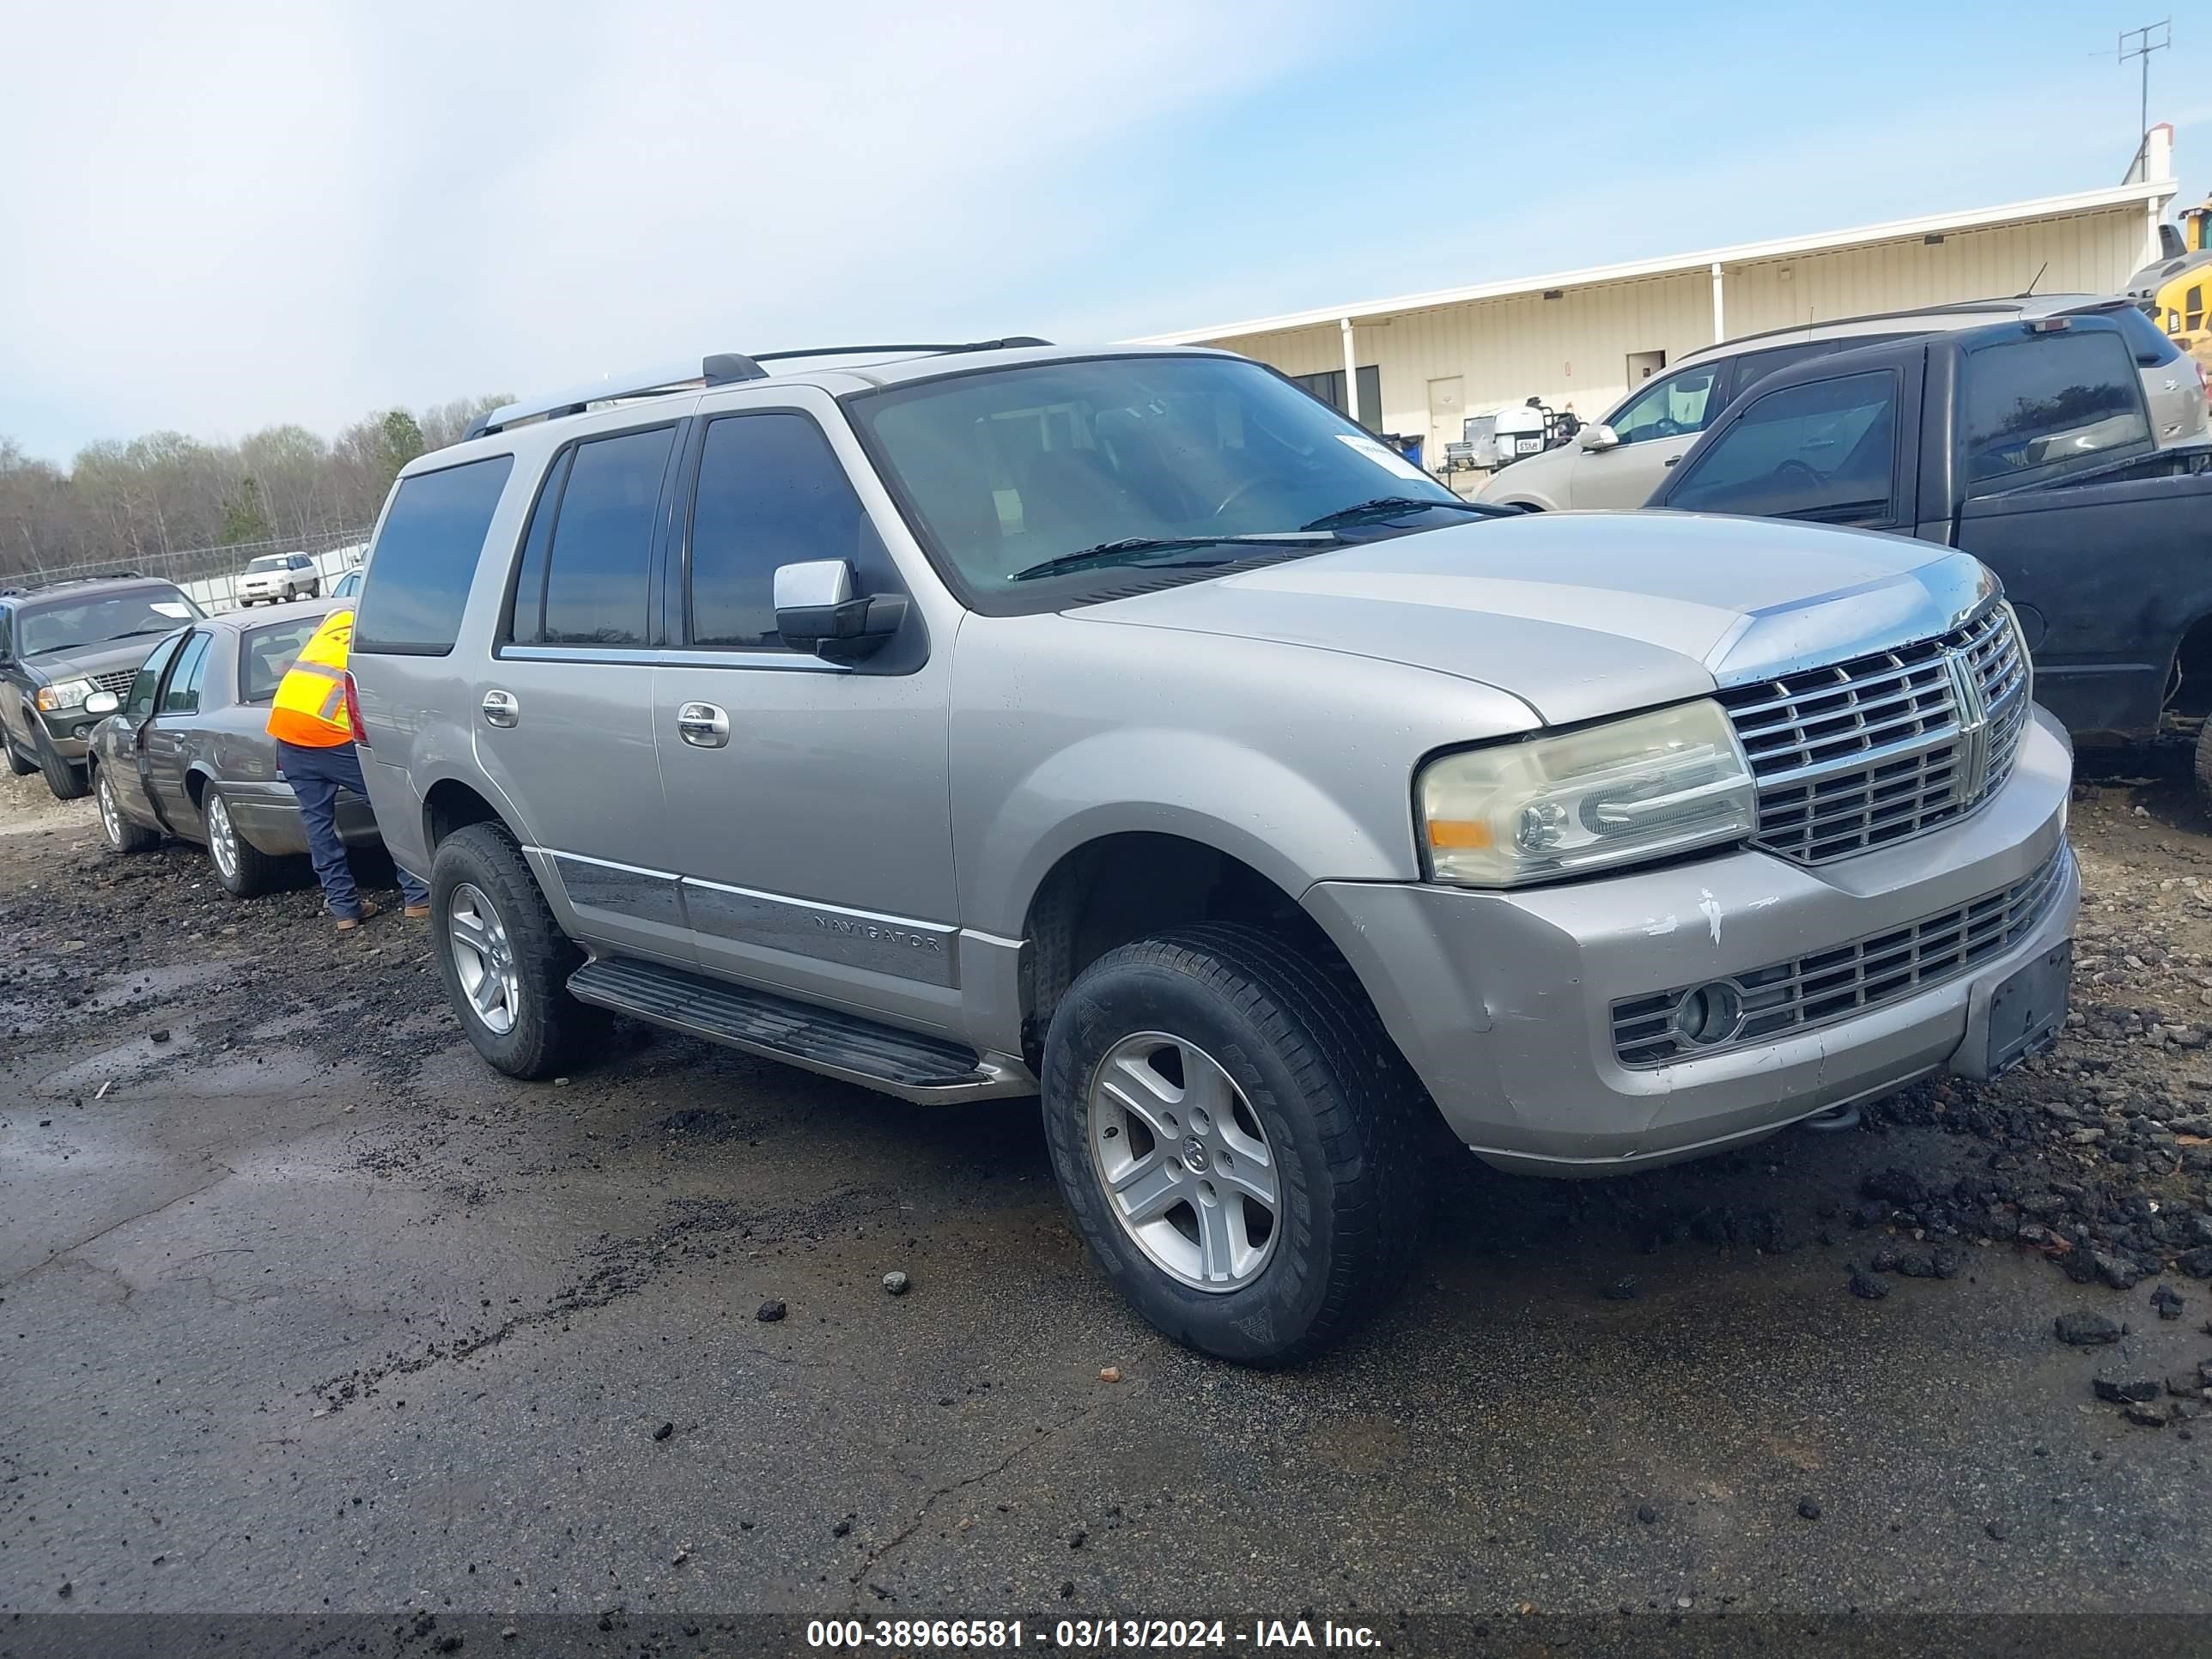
685;413;887;652
1960;331;2149;490
849;355;1466;611
1666;369;1898;524
1608;363;1724;447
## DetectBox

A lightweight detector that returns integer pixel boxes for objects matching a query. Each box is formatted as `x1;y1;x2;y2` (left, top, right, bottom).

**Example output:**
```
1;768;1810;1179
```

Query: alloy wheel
205;793;239;880
447;882;521;1036
97;771;122;848
1086;1030;1280;1292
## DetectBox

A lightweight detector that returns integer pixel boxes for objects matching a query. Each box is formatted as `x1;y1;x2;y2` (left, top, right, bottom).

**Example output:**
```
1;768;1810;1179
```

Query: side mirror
773;561;907;663
1579;423;1620;453
84;690;121;717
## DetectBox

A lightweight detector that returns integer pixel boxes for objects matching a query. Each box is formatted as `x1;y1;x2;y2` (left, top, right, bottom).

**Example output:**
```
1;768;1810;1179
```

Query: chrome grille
90;668;138;698
1610;845;2069;1069
1720;605;2030;865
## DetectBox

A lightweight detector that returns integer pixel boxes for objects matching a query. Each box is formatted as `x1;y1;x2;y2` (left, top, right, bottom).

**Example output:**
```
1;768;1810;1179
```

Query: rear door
477;420;695;964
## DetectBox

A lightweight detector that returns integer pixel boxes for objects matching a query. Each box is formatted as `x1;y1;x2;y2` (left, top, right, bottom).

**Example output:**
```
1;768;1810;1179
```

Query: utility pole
2120;20;2172;156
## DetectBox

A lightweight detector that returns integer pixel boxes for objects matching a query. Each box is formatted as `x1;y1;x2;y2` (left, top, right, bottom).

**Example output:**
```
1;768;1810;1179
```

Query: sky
3;0;2208;464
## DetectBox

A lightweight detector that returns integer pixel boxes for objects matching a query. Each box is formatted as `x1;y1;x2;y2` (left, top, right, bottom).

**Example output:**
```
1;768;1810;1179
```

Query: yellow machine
2134;198;2212;377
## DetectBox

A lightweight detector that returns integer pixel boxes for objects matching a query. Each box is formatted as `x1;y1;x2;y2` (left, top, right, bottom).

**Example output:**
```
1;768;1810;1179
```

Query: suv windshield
17;588;203;656
848;355;1474;610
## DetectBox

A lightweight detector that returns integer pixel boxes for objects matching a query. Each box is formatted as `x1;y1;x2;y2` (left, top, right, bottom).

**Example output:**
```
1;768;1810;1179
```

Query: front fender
963;727;1411;939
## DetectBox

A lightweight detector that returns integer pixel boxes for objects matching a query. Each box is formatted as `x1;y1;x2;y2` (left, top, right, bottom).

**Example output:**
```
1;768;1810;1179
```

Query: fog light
1671;981;1744;1048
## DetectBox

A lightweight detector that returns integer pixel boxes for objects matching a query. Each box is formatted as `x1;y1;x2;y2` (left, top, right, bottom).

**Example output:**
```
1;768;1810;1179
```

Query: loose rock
2093;1376;2160;1404
883;1272;910;1297
757;1298;787;1322
1797;1498;1821;1521
2054;1311;2124;1346
652;1421;674;1441
1848;1263;1891;1301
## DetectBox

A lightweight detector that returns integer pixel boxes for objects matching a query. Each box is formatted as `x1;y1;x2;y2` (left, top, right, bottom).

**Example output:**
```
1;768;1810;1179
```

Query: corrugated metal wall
1207;205;2151;457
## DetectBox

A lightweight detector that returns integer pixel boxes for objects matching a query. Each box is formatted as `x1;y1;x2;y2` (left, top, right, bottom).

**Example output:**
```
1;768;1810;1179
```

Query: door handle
1664;455;1682;466
482;689;519;728
676;702;730;748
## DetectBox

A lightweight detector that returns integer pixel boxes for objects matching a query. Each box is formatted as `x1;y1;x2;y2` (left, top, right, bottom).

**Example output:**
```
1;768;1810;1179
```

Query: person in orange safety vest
266;606;428;931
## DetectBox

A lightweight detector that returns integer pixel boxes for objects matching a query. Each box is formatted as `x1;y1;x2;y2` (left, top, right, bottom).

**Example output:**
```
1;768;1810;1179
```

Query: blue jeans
276;739;428;919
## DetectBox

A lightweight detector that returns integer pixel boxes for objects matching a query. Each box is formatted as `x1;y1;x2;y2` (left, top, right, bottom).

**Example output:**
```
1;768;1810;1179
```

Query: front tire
1041;923;1429;1366
36;730;88;800
95;765;158;853
429;823;606;1079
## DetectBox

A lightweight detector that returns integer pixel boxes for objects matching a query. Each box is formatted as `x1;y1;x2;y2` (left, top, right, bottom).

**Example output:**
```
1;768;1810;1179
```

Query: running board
566;957;1034;1103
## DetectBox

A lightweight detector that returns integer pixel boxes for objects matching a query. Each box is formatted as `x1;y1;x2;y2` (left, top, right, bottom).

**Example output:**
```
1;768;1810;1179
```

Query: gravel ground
2;752;2209;1655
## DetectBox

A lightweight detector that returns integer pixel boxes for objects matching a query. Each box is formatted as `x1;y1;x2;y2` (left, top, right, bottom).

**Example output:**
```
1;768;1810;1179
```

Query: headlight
36;678;96;714
1418;699;1758;887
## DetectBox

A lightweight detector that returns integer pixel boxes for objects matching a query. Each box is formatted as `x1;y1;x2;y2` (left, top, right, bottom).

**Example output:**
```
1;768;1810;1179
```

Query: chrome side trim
546;849;687;927
498;644;848;672
680;878;959;988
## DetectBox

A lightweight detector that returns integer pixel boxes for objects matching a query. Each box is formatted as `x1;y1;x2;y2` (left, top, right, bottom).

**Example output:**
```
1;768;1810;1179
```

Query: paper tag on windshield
1337;432;1427;481
151;602;191;617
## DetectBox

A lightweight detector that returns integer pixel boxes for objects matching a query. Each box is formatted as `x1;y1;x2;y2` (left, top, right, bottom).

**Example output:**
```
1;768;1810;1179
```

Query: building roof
1132;179;2177;347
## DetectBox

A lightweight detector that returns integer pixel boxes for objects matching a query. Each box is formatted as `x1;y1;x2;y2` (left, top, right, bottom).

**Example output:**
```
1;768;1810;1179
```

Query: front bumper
36;708;100;762
1306;706;2077;1175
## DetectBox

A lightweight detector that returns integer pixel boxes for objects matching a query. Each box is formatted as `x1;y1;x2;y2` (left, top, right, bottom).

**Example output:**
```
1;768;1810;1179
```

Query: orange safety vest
266;608;356;747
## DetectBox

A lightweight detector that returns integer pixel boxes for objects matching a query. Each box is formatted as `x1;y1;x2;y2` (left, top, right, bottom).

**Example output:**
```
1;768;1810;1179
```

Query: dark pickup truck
1648;313;2212;788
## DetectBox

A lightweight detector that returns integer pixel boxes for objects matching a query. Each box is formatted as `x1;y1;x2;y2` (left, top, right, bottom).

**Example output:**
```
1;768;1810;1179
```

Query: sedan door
97;629;185;831
1570;360;1735;507
647;402;960;1034
137;629;216;835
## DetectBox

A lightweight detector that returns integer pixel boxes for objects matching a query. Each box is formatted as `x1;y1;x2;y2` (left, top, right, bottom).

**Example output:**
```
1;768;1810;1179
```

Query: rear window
240;617;325;702
354;454;515;656
1960;330;2151;489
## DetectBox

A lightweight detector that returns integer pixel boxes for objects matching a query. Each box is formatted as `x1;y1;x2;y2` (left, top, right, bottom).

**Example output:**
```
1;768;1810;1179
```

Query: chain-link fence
4;526;374;616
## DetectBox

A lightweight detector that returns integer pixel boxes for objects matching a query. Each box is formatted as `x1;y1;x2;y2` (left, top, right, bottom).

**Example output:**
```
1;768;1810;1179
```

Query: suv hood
1078;510;1994;726
26;635;175;684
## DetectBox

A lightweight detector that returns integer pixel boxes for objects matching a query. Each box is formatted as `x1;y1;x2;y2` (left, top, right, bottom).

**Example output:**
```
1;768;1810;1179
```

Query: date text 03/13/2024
805;1619;1382;1649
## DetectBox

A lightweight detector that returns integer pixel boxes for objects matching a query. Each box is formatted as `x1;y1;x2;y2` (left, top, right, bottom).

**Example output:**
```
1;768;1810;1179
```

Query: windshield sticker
150;602;192;617
1336;433;1427;482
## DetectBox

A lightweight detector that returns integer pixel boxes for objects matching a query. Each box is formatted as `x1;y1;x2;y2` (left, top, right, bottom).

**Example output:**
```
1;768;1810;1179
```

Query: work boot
333;900;382;933
404;902;430;921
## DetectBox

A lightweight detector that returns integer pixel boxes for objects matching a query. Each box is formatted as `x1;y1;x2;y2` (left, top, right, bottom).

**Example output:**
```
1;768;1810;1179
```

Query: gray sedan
85;599;381;896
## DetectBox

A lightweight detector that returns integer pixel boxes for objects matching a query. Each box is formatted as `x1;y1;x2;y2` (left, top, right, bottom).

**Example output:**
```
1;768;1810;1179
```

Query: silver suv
348;341;2078;1364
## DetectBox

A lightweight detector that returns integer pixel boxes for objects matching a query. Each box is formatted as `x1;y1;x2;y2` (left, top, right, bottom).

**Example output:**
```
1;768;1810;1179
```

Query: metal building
1135;130;2182;469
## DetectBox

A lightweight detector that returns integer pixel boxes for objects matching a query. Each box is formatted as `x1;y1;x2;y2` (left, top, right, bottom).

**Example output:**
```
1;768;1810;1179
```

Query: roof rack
465;339;1053;441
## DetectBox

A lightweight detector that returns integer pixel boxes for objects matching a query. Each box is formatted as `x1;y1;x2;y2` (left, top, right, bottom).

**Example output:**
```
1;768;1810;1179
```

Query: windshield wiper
1009;532;1333;583
25;641;90;656
1299;495;1507;531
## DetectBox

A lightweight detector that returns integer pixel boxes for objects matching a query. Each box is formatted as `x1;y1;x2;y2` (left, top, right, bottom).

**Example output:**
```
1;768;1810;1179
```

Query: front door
649;402;961;1036
471;419;694;965
1571;360;1729;507
1425;376;1464;476
138;628;214;834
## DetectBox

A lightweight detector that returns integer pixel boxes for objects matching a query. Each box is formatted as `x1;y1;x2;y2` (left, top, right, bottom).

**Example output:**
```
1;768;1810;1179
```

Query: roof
1132;179;2178;346
205;597;336;634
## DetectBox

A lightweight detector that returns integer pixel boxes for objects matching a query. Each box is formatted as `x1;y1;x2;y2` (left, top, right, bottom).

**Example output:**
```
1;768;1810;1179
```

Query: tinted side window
1727;342;1837;400
354;454;516;656
685;415;887;650
0;608;12;658
1668;370;1899;523
125;632;185;718
161;633;213;714
533;428;675;647
2094;305;2184;367
1960;331;2150;489
1609;364;1725;446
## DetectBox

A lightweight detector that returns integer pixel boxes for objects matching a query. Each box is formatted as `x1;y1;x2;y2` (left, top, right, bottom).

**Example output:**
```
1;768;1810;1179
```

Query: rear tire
1040;922;1430;1366
36;730;88;800
429;823;607;1079
5;732;35;776
2193;717;2212;811
203;786;283;897
95;765;158;853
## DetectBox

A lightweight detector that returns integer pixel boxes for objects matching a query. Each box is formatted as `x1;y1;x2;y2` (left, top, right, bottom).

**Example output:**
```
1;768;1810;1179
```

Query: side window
515;428;675;647
0;608;12;659
160;633;213;714
684;414;888;651
1668;370;1899;523
1608;363;1726;447
1726;342;1838;401
354;453;516;657
124;632;185;718
1960;331;2150;489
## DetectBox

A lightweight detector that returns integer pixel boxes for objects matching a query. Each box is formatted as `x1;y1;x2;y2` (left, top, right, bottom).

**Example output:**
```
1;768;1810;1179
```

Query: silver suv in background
348;341;2076;1364
1477;294;2209;512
